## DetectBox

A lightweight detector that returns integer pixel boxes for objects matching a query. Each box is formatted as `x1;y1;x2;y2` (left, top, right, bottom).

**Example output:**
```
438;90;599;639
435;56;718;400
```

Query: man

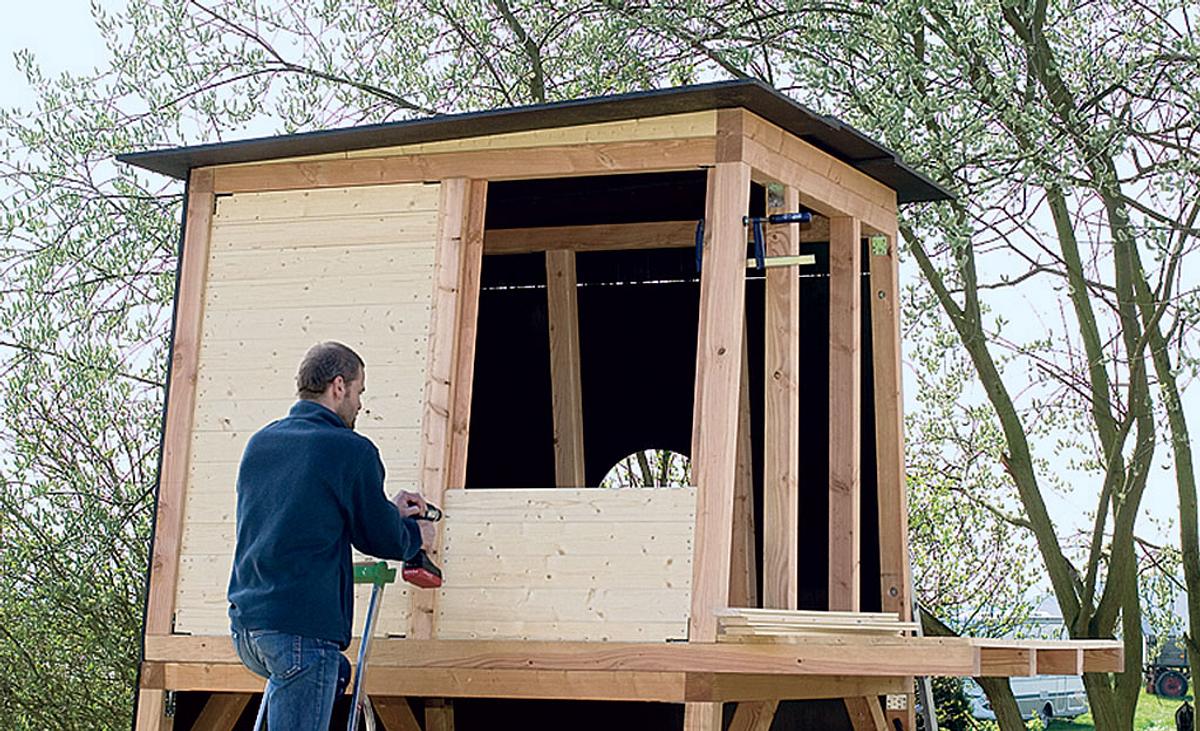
228;341;434;729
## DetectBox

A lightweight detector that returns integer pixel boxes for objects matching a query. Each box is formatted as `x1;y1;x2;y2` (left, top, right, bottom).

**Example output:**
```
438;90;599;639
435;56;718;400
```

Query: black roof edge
116;79;954;204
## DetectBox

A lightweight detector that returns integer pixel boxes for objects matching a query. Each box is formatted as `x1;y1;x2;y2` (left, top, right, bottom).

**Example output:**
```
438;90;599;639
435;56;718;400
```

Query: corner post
136;168;215;731
828;215;862;612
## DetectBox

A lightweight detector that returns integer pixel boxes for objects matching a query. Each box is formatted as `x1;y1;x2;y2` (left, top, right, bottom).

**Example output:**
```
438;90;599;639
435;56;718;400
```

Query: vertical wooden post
828;216;861;612
411;178;487;644
546;249;586;487
686;161;751;731
136;168;214;731
763;185;800;610
869;231;911;618
729;325;757;608
870;229;915;730
446;180;488;490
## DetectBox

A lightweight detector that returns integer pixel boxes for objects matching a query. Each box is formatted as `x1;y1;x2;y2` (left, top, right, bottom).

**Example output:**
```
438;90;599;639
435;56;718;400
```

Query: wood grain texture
729;325;758;608
869;233;912;619
373;697;422;731
425;700;455;731
173;182;438;637
486;220;696;254
764;185;801;610
689;162;753;642
410;178;484;640
147;168;215;639
134;689;175;731
436;488;694;641
845;696;888;731
740;112;897;237
729;700;778;731
211;139;717;194
446;180;487;490
486;217;831;255
828;216;862;612
192;693;251;730
546;250;586;487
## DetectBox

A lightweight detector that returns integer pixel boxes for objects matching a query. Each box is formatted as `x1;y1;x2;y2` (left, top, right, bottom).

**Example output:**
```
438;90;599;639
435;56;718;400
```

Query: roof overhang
117;79;952;204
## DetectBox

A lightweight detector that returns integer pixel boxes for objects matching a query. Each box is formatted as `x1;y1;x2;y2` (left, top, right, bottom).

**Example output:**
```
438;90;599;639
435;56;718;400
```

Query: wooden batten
869;233;912;619
828;216;862;612
210;139;718;194
729;325;758;608
764;185;801;610
411;178;487;640
447;181;487;489
546;250;586;487
148;168;215;637
689;161;753;641
136;169;215;731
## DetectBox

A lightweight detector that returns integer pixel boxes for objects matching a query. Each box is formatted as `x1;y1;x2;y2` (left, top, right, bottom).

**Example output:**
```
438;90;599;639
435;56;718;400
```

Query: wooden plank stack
716;609;918;642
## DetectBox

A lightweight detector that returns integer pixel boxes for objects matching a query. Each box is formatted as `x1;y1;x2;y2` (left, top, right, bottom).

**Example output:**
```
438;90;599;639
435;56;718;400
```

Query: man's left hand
391;490;428;518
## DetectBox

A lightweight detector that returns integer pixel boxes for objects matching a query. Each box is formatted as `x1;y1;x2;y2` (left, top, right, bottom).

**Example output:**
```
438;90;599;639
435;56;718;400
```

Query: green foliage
1;1;1196;727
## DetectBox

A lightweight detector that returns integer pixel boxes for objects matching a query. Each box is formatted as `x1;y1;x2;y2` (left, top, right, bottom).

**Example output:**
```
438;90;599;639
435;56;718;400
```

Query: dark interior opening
458;171;881;730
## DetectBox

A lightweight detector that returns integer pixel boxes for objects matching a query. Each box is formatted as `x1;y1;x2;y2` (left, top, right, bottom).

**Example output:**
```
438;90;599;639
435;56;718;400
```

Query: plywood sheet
173;183;438;637
436;488;696;642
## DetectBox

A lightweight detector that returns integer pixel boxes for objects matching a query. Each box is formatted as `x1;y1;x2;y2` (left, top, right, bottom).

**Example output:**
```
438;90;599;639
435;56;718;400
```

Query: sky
1;1;1194;567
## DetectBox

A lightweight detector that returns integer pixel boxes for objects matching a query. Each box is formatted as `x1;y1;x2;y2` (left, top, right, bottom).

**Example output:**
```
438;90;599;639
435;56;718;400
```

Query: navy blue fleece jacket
227;400;422;648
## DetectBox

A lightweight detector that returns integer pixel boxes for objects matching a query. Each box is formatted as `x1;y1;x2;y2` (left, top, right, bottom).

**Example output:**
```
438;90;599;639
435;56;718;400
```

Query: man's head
296;341;366;429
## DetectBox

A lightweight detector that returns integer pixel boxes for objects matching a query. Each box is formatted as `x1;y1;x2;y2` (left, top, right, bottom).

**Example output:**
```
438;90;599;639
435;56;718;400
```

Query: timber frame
122;82;1120;731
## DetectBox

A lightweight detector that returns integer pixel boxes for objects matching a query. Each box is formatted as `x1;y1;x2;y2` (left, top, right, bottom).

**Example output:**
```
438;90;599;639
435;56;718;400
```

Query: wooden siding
435;488;696;642
172;182;439;637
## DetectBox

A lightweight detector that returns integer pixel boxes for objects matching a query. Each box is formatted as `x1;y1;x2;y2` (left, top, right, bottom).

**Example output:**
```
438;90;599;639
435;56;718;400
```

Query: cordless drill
403;503;443;588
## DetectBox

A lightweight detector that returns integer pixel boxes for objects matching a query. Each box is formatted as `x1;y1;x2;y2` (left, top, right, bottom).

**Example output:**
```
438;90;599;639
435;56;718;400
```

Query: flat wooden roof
117;80;952;203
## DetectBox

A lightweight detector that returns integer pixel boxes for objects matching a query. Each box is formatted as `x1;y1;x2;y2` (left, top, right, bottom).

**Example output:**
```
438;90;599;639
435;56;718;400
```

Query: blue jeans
232;627;351;730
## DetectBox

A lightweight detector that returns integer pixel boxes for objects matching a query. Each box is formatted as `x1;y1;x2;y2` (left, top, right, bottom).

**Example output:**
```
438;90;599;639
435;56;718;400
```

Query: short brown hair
296;342;364;399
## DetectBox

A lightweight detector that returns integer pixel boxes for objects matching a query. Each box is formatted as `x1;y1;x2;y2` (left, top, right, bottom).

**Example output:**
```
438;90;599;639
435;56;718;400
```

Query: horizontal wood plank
212;139;718;194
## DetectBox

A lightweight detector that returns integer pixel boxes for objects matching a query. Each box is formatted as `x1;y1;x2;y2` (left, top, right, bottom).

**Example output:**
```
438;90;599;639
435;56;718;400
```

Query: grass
1044;691;1188;730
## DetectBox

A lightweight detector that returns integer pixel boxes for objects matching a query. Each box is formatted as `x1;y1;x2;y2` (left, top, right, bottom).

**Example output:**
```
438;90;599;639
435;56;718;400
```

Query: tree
2;1;1195;728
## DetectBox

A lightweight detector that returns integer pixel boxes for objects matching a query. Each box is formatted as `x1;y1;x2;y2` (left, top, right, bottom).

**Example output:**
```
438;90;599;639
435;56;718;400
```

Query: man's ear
330;374;346;399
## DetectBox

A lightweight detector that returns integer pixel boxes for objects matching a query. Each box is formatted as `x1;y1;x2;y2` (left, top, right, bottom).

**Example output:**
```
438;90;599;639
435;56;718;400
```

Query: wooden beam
411;178;487;639
546;250;586;487
135;689;175;731
978;645;1037;677
828;216;862;612
211;138;717;194
730;324;758;607
1036;647;1084;675
148;168;215;637
486;217;831;255
192;693;251;730
136;169;216;731
729;700;778;731
764;185;801;610
689;674;907;702
486;220;696;254
690;161;753;641
739;112;898;238
844;697;888;731
446;180;487;490
373;697;422;731
869;233;912;620
425;699;455;731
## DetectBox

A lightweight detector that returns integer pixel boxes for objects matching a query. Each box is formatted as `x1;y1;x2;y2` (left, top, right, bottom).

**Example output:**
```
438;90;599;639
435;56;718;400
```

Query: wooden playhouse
119;80;1120;731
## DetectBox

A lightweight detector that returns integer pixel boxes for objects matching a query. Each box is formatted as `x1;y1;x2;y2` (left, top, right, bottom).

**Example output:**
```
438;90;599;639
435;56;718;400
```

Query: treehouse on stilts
119;80;1121;731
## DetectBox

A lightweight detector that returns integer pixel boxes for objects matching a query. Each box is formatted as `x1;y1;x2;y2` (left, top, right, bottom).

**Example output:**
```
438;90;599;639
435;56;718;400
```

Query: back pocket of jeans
251;631;303;681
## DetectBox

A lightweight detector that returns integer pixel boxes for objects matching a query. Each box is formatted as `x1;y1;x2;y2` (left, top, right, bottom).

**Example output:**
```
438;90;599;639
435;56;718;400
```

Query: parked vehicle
1145;635;1191;699
964;675;1089;725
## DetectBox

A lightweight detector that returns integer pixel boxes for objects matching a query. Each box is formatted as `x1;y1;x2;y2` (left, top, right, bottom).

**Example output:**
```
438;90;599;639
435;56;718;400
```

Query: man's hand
391;489;428;518
418;519;436;549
